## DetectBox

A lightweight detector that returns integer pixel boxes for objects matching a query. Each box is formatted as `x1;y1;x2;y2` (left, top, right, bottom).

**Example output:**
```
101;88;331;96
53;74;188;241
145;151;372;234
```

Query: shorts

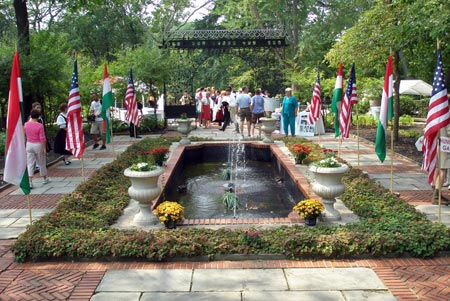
251;112;265;124
90;121;103;135
239;108;252;122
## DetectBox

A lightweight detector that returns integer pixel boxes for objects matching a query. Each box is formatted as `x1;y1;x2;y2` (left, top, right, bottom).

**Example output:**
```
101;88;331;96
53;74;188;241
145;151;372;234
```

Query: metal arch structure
161;28;288;50
161;29;288;120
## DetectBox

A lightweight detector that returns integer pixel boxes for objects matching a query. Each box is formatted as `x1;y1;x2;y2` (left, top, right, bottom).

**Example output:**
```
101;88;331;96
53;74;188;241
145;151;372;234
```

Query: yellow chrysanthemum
293;199;324;218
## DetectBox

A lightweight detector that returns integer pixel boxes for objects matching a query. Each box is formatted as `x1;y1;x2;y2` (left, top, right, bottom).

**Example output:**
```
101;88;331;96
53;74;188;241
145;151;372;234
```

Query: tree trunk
13;0;30;55
393;50;401;142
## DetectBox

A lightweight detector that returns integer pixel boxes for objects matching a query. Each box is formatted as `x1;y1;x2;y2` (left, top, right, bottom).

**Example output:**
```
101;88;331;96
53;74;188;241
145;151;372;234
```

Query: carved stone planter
177;119;192;145
260;117;276;143
309;164;349;221
124;167;164;226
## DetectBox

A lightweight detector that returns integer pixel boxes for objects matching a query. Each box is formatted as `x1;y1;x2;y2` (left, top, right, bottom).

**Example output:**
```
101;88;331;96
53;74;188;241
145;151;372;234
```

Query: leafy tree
325;0;450;141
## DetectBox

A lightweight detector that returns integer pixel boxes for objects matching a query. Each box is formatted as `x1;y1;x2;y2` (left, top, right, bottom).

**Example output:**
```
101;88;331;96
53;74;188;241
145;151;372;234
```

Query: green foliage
222;168;231;181
239;229;262;248
356;115;377;126
222;191;239;210
399;115;414;126
399;96;419;117
139;115;164;133
111;118;129;133
357;100;371;115
398;129;421;140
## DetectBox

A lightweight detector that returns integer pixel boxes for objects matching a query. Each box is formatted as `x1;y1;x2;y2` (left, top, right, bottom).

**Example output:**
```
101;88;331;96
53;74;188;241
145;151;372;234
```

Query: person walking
228;86;239;133
54;103;72;165
250;88;265;138
89;92;106;150
432;125;450;204
219;101;231;131
129;102;142;139
281;88;298;137
201;91;212;128
28;102;49;171
24;109;50;188
237;86;252;138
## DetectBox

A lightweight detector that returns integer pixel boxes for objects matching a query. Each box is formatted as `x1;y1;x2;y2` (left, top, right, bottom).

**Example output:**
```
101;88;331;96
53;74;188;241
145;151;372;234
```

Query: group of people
189;85;274;138
23;92;113;189
187;85;299;138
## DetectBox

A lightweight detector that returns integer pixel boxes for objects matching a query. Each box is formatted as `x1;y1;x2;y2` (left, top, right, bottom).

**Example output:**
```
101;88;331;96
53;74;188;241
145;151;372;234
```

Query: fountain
163;142;304;219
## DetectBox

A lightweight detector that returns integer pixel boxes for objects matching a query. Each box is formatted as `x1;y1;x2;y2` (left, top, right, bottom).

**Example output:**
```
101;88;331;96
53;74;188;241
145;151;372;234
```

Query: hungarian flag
307;68;321;125
339;63;357;139
66;60;85;158
422;49;450;184
375;55;394;162
124;69;140;126
331;63;343;137
101;64;114;143
4;52;30;195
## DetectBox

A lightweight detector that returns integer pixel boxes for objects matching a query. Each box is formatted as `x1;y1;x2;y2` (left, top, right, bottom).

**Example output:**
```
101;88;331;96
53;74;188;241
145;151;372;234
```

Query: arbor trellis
160;28;288;118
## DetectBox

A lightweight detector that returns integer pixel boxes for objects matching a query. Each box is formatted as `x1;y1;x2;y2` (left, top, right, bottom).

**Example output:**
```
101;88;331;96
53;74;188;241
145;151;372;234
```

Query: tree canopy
1;0;449;128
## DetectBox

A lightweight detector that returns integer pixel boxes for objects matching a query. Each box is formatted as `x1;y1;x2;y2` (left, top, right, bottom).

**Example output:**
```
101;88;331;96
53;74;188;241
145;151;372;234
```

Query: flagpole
356;104;360;167
27;195;32;224
390;123;394;192
81;156;86;182
438;135;442;223
110;116;115;158
437;39;442;223
338;136;341;158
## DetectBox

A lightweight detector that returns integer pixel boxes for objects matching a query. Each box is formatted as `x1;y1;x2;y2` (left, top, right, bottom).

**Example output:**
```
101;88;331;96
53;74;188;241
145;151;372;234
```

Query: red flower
291;144;311;156
150;147;169;155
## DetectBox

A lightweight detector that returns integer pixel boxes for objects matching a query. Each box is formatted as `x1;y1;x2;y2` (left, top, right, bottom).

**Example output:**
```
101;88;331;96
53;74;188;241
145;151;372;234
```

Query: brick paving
0;132;449;300
0;195;63;209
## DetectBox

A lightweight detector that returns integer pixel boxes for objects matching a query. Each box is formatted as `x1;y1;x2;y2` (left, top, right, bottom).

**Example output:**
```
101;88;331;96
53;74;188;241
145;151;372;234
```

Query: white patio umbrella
399;80;432;96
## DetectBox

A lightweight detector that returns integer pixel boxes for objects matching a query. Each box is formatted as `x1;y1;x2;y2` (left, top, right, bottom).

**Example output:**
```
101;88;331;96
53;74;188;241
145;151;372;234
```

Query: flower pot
177;119;192;145
304;215;317;226
124;167;164;226
309;164;349;221
260;117;276;143
295;153;307;164
164;219;177;229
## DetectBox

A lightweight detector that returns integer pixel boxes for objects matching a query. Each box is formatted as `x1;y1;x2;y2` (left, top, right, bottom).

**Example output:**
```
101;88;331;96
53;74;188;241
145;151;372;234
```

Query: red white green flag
375;55;394;162
331;63;343;137
101;64;114;143
4;52;30;195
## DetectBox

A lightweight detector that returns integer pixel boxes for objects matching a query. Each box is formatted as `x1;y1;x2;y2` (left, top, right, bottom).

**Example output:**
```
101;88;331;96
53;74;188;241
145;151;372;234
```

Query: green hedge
11;138;450;262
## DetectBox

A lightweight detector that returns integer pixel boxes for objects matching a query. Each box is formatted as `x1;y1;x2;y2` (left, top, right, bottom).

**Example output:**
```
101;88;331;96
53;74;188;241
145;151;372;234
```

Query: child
219;101;230;131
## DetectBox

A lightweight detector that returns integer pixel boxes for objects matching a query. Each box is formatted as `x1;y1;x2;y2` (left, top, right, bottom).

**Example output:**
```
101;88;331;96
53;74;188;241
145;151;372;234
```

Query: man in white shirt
237;86;252;138
227;86;239;133
89;93;106;150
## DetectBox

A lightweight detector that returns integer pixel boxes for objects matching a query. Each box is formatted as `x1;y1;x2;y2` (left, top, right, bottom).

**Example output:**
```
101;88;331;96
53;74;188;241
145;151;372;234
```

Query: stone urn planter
177;119;192;145
124;167;164;226
309;164;349;221
260;117;276;143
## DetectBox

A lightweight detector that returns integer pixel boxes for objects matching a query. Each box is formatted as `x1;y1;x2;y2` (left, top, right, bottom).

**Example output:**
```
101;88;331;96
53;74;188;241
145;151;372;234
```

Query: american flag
308;69;321;124
339;63;357;138
422;49;450;184
66;60;85;158
124;69;140;126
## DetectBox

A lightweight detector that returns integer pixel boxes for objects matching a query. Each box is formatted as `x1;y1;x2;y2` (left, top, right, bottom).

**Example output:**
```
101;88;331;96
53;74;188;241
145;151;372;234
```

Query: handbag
46;139;52;152
88;114;96;122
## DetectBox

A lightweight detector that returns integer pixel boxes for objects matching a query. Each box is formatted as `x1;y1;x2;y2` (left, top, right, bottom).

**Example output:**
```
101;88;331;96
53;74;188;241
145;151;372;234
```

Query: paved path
0;126;449;300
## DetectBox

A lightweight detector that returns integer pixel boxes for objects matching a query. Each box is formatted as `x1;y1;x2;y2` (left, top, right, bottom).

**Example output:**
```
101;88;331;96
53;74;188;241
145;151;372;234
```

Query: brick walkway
0;236;449;300
0;131;449;300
